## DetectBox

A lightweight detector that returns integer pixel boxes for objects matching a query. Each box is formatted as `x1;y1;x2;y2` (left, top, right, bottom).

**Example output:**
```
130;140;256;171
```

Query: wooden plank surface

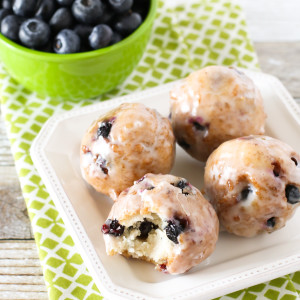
0;164;33;240
0;241;47;300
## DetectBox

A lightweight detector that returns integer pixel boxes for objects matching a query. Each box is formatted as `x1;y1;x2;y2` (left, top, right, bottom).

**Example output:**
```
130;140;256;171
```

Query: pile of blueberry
0;0;150;54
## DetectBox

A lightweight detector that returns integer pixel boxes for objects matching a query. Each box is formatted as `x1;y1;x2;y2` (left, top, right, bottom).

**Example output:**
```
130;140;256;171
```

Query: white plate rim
30;70;300;300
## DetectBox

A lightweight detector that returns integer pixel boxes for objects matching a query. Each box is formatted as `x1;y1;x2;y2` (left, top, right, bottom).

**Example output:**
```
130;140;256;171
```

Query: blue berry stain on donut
192;121;206;131
266;217;276;228
240;185;252;201
165;217;188;244
95;154;108;174
138;219;158;240
272;161;281;177
172;179;189;195
291;157;298;166
285;184;300;204
102;219;125;236
146;186;155;190
97;117;115;138
189;117;209;133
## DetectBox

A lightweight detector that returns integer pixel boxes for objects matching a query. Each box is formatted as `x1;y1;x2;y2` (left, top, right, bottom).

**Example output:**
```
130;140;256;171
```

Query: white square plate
31;69;300;300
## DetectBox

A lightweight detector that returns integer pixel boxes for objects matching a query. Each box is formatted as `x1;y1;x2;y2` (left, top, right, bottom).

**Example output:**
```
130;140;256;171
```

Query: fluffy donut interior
109;213;173;265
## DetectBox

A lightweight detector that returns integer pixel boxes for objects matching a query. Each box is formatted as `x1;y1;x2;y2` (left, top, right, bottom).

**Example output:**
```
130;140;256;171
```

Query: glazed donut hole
80;102;175;200
170;65;266;161
102;174;219;274
204;135;300;237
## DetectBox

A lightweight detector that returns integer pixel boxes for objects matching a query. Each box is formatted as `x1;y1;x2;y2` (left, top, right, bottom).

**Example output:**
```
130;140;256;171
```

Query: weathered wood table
0;1;299;299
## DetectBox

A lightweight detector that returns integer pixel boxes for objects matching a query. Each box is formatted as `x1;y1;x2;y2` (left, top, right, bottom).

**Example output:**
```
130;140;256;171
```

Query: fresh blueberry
102;219;125;236
35;0;56;21
2;0;12;10
109;0;133;14
19;18;50;48
97;119;114;138
1;15;22;42
49;7;73;32
101;2;115;24
95;154;108;174
114;12;142;35
285;184;300;204
266;217;276;228
56;0;74;5
138;219;158;240
74;24;92;45
0;8;11;27
89;24;112;49
13;0;37;17
53;29;80;53
72;0;103;25
165;217;188;244
110;31;122;45
240;185;252;201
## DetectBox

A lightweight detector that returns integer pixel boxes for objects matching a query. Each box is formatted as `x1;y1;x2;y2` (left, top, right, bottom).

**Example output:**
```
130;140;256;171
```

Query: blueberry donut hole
204;135;300;237
102;174;219;274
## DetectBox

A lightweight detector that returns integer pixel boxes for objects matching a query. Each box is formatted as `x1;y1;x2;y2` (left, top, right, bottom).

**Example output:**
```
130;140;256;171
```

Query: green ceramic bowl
0;1;157;101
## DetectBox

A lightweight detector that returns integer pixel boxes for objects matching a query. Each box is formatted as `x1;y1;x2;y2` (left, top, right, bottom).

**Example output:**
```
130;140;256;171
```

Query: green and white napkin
1;0;299;299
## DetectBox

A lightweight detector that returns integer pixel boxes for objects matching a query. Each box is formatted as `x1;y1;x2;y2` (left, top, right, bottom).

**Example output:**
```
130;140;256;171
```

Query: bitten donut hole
103;214;175;266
